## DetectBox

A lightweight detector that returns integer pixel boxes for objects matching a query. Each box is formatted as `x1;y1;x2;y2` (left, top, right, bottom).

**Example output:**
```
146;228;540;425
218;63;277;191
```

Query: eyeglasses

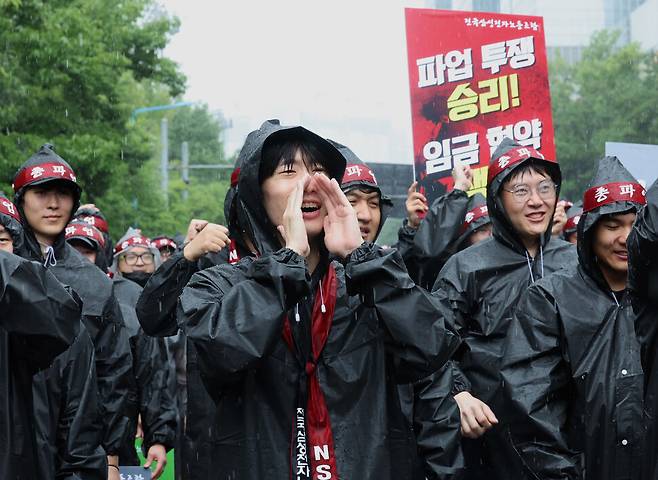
502;180;557;203
120;252;154;265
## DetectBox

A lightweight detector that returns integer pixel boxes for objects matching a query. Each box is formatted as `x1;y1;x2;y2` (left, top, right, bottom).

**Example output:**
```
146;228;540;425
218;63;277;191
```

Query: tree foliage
550;30;658;200
169;104;227;168
0;0;185;198
0;0;231;239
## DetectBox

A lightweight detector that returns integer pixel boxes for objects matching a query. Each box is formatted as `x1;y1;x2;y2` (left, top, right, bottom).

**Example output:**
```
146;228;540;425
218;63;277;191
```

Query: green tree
550;31;658;200
169;104;227;168
0;0;185;199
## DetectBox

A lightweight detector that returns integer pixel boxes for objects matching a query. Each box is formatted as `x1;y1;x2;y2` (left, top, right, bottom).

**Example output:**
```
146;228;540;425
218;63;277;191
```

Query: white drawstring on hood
525;245;545;284
319;279;326;314
41;243;57;268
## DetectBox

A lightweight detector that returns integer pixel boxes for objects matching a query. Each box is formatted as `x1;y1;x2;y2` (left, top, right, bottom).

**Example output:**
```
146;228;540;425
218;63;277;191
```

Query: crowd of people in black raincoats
1;118;657;480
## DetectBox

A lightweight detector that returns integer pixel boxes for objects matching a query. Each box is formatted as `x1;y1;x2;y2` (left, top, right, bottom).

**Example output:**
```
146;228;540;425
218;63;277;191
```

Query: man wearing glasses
114;230;158;286
112;229;176;479
431;137;577;479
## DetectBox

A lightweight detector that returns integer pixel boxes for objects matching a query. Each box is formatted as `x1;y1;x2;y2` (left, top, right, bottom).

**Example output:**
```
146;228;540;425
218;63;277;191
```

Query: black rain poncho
0;250;81;479
501;156;656;480
21;237;136;458
32;324;108;480
431;138;576;479
13;146;135;456
413;191;488;290
177;119;460;479
336;142;463;479
112;275;177;464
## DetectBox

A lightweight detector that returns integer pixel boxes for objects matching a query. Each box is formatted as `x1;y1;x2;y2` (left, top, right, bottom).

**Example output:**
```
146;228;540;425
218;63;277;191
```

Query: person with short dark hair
178;120;459;479
12;144;135;480
65;220;108;271
74;204;114;263
431;138;576;479
0;196;106;479
502;156;656;479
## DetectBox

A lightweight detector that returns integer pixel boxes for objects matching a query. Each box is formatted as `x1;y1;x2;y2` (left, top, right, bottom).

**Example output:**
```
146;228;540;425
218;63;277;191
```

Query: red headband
488;146;554;183
13;162;78;192
461;205;489;234
65;223;105;248
0;198;20;222
583;182;646;213
342;163;377;186
78;215;109;234
114;235;153;255
153;237;177;250
563;214;581;232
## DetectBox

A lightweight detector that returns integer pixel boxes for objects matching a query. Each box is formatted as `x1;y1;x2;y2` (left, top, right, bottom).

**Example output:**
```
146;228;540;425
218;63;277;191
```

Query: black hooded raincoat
413;191;488;290
177;120;460;479
14;146;135;457
501;159;658;480
431;138;576;479
0;249;81;479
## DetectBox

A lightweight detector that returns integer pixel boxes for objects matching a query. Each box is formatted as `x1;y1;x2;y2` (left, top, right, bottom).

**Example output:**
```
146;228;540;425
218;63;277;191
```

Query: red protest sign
405;9;555;201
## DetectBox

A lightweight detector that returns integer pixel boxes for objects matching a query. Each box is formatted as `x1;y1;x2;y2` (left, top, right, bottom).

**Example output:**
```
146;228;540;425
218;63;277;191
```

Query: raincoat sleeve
414;189;470;261
344;242;460;383
395;220;418;254
393;220;422;282
91;295;136;455
179;248;310;387
412;362;464;480
0;252;80;371
500;284;582;480
55;329;108;480
628;179;658;301
134;333;177;452
450;362;471;394
137;250;200;337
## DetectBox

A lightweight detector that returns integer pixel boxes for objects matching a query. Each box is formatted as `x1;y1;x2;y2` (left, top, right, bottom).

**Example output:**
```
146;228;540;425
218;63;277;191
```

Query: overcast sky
159;0;426;162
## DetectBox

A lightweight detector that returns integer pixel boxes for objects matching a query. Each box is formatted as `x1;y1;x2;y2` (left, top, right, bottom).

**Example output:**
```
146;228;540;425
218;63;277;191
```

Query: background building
426;0;652;62
630;0;658;50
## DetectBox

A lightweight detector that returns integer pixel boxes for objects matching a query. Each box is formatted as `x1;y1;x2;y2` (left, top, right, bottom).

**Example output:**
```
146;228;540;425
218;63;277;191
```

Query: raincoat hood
74;205;109;234
65;220;108;271
12;144;81;214
12;145;83;264
224;166;240;228
0;196;23;251
152;236;177;253
65;221;105;251
454;192;490;250
577;156;646;290
236;119;345;255
562;201;583;239
73;205;114;267
330;140;393;240
111;228;161;279
487;138;561;254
